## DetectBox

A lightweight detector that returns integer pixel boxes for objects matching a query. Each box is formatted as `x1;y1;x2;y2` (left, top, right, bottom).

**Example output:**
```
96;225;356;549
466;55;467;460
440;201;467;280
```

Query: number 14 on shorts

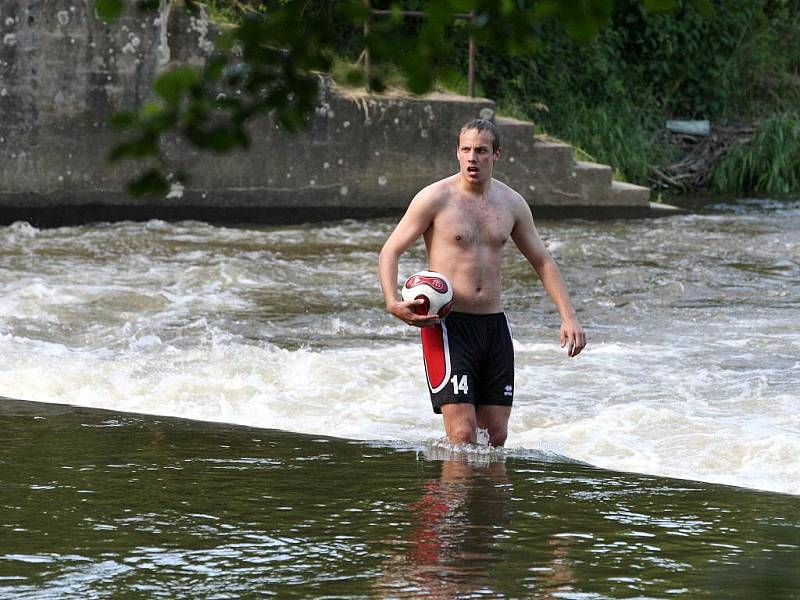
450;374;469;395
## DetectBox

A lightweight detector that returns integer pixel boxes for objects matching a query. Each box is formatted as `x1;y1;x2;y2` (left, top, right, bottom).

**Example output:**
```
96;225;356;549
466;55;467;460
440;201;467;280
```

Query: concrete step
572;161;612;188
495;116;536;136
608;180;651;207
529;138;575;175
649;201;686;215
493;118;651;210
495;117;537;158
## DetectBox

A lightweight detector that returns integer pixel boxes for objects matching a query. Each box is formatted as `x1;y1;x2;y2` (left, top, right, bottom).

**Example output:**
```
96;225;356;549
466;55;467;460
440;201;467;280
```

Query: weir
0;1;651;226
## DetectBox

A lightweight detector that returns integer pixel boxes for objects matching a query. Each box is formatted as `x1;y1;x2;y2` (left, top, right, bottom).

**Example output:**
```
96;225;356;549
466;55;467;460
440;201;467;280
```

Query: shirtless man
379;119;586;447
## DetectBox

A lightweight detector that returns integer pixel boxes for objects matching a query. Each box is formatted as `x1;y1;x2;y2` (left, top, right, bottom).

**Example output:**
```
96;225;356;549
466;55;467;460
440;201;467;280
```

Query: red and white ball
401;270;454;318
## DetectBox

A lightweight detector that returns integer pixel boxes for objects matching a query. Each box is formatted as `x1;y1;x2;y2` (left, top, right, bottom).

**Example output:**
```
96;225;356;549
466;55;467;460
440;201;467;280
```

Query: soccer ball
401;270;454;318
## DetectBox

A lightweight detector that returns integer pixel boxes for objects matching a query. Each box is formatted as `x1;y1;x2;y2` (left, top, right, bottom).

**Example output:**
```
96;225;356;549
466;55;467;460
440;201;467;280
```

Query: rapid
1;198;798;495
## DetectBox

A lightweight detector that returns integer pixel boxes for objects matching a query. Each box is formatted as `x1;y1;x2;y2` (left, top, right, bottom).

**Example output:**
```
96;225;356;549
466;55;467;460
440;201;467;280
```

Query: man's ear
493;148;502;162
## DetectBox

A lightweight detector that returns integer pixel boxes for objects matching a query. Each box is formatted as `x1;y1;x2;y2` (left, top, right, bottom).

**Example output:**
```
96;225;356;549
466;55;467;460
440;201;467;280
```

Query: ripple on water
1;201;799;495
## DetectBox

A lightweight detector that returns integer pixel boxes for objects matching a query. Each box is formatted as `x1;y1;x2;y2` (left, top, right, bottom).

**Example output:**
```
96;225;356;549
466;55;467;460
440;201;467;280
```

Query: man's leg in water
441;404;478;444
476;405;512;447
441;404;511;447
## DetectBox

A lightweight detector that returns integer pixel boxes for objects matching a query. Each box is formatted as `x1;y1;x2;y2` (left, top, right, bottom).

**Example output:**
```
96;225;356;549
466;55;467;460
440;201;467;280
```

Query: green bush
449;0;800;188
712;112;800;195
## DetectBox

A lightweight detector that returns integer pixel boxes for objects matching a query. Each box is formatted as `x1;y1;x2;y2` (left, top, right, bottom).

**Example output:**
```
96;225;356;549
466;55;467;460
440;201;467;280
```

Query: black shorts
420;311;514;414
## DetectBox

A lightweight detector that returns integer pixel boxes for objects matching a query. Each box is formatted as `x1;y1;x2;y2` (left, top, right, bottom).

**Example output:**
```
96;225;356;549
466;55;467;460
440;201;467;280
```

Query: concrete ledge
0;199;670;228
649;201;687;215
0;202;404;228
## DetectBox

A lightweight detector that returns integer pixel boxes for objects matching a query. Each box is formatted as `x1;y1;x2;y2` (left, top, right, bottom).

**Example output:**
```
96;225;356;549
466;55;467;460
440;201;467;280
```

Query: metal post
364;0;372;92
467;11;476;98
468;38;476;97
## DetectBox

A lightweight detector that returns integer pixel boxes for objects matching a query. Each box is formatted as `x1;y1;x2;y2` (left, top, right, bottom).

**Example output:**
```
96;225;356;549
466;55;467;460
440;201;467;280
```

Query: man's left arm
510;198;586;357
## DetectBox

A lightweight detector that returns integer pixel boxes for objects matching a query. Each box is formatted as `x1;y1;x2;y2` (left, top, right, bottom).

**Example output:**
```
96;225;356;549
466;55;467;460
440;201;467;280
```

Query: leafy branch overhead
97;0;711;195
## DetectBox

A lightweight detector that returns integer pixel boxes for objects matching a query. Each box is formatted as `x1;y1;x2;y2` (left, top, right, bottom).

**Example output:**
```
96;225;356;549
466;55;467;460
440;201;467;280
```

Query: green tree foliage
455;0;800;189
99;0;714;195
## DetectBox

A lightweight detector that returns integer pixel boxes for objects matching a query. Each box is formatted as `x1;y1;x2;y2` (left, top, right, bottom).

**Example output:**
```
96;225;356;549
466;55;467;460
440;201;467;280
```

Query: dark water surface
2;398;798;599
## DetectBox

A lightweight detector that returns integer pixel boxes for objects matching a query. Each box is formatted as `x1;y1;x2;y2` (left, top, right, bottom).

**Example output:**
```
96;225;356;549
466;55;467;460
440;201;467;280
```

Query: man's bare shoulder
491;178;529;211
412;174;459;206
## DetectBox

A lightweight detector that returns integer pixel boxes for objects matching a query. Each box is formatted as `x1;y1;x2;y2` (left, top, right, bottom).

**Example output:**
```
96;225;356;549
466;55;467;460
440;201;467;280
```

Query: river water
1;199;799;597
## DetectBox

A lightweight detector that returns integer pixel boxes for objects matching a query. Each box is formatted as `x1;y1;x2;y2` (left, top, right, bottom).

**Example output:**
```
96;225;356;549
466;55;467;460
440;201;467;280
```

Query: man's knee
476;406;511;447
442;404;478;444
448;423;477;444
487;426;507;447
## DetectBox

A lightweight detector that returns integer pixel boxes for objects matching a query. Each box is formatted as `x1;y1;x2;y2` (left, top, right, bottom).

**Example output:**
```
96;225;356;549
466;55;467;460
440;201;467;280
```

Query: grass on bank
712;112;800;196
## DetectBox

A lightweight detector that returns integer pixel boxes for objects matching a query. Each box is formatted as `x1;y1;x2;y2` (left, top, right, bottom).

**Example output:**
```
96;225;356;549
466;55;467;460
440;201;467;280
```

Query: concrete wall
0;1;650;226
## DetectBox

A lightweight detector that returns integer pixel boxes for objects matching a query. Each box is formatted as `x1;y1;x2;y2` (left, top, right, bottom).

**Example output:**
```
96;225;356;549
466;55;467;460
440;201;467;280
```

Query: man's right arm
378;189;441;327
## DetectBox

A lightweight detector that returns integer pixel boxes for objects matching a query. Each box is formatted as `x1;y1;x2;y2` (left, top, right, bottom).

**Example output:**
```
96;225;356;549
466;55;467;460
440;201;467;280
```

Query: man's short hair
459;118;501;153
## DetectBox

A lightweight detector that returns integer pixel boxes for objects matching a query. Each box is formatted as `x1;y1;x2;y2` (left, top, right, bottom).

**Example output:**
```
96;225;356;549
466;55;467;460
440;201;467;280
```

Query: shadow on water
1;397;799;599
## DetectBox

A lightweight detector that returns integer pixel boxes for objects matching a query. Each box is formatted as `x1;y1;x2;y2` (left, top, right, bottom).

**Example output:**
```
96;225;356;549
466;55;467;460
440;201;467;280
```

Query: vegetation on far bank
203;0;799;195
461;0;800;195
104;0;800;196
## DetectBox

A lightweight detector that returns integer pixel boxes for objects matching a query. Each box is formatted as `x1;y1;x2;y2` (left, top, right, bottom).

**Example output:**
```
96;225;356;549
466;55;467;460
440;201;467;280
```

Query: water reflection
538;535;578;598
376;454;514;598
376;451;589;599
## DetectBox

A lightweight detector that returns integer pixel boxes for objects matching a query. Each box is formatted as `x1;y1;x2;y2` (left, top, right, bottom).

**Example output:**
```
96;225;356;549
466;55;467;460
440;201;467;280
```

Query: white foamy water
1;200;799;494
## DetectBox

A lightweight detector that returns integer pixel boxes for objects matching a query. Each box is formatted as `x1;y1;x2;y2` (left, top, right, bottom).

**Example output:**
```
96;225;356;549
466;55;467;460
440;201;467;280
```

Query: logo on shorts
504;385;513;397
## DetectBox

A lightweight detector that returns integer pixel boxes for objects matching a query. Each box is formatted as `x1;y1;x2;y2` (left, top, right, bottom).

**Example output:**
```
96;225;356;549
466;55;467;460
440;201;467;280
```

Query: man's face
457;128;500;185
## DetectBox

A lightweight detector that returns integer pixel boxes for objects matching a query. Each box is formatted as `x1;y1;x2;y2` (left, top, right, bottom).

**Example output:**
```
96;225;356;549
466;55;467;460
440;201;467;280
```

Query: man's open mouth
467;166;479;174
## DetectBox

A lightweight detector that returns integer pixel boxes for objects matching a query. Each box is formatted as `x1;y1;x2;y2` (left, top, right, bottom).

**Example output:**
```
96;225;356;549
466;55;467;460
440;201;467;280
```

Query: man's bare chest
433;203;514;249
